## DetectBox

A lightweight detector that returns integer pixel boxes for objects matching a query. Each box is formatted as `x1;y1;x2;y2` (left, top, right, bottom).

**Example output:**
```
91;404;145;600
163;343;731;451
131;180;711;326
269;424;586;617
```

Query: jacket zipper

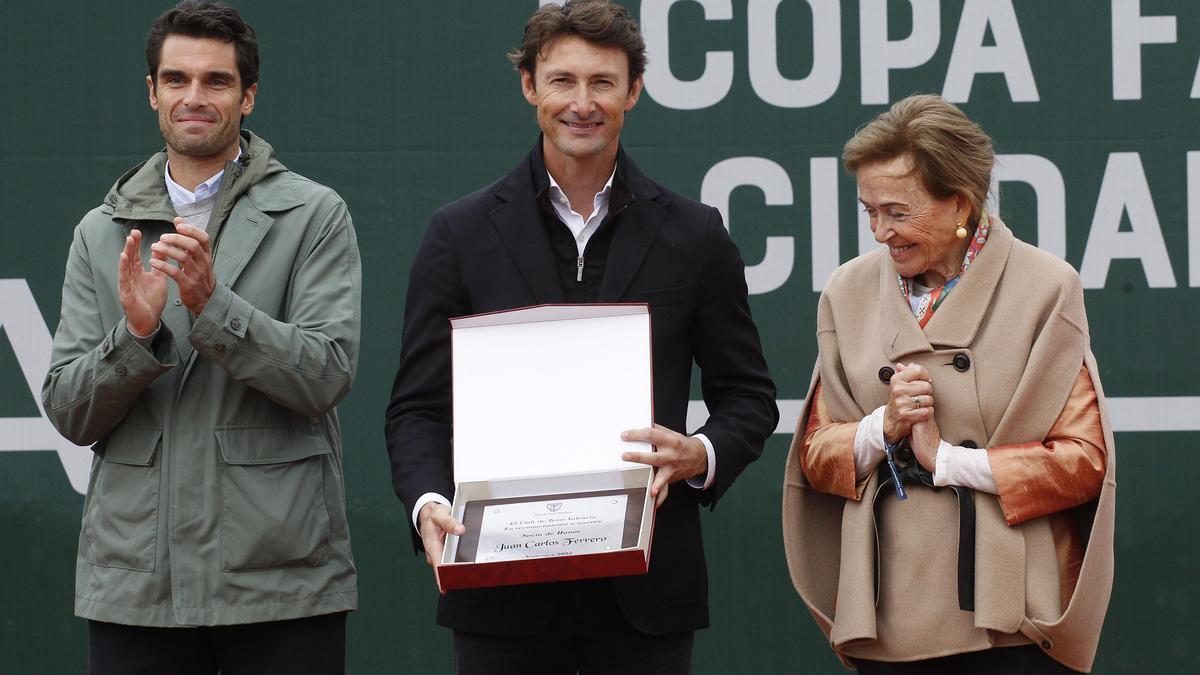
575;200;632;286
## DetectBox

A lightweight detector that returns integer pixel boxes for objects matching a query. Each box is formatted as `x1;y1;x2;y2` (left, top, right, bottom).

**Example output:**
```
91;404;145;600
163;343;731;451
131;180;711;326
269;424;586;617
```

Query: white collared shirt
164;152;241;207
546;168;615;256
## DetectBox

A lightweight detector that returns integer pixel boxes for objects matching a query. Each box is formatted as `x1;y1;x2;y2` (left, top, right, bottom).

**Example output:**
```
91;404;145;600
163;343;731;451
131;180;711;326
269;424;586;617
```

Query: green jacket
42;131;360;626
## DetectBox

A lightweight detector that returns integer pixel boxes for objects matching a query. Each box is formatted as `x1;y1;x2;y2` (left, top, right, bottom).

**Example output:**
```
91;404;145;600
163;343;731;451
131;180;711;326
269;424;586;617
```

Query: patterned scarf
898;209;992;329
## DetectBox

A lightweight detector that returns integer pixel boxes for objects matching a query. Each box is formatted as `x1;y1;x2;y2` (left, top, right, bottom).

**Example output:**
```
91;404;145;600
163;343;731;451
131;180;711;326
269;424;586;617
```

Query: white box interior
443;304;656;568
451;304;653;484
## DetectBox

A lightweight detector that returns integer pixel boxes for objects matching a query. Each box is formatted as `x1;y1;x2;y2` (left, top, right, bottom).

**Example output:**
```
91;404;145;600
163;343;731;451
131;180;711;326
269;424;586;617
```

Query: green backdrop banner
2;1;1195;672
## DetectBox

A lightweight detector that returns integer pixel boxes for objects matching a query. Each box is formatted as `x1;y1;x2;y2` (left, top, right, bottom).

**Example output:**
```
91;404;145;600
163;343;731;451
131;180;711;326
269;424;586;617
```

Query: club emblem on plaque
546;502;563;513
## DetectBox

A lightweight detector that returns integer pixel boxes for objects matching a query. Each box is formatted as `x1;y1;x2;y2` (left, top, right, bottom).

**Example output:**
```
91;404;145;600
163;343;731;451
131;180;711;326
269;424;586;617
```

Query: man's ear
240;82;258;118
147;75;159;111
521;69;538;106
624;75;643;112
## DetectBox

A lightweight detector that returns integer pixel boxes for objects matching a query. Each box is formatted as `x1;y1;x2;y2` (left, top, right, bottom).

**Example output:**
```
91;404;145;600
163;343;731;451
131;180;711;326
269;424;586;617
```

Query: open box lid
450;303;653;485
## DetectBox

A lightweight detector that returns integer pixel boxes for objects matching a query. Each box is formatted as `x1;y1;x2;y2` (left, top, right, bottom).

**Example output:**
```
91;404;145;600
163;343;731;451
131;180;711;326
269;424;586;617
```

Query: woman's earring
955;222;968;239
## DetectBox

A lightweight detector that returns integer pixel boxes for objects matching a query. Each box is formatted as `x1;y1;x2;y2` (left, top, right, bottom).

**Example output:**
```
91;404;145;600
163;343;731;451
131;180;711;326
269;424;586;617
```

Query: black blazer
384;140;778;636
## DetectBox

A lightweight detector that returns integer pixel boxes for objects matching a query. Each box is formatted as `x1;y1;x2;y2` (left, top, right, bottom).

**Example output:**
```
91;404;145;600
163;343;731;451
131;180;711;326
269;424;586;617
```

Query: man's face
521;35;642;167
147;35;255;160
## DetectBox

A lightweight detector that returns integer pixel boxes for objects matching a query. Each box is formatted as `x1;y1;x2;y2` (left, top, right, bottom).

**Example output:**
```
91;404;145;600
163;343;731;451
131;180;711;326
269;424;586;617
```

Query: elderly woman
783;95;1115;674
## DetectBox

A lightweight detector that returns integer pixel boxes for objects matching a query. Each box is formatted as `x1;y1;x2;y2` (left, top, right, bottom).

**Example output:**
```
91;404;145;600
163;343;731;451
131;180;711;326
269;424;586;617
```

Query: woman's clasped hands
883;362;942;472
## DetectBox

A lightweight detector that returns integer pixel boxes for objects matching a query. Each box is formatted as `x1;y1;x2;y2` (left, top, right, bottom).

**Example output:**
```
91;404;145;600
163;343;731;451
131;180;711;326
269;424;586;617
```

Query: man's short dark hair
147;0;259;89
507;0;647;86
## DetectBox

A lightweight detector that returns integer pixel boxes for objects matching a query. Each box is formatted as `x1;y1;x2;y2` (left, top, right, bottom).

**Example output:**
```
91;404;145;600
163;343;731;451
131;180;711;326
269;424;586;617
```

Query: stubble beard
160;115;240;160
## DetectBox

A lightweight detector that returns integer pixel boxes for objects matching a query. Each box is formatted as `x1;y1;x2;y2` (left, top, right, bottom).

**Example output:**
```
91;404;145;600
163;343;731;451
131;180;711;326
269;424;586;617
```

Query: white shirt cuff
412;492;451;530
853;406;888;481
933;441;997;494
685;433;716;490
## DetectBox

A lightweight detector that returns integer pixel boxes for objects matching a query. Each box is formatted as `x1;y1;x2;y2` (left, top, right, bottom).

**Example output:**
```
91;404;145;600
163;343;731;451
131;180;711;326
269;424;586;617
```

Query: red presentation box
437;304;656;592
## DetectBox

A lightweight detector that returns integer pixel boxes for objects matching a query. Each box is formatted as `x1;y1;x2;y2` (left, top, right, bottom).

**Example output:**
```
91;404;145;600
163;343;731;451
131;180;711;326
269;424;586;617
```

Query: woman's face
856;154;969;285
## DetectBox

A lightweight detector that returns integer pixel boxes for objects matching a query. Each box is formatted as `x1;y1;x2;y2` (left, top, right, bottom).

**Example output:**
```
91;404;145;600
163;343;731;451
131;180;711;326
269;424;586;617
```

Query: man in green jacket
41;2;360;673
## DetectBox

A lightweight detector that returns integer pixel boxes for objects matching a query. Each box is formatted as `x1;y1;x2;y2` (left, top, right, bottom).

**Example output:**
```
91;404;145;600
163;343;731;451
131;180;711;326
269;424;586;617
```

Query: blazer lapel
210;168;301;291
598;200;664;301
212;208;274;291
922;217;1013;347
490;165;566;305
599;154;664;301
879;251;933;362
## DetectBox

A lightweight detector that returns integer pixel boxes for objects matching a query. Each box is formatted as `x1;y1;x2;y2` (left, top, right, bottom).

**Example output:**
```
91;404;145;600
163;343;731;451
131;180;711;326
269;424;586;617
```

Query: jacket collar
103;130;298;223
489;137;666;303
879;217;1015;361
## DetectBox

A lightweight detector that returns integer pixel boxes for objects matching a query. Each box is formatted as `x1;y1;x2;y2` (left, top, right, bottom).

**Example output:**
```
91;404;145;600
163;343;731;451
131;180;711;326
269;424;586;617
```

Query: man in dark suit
384;1;778;672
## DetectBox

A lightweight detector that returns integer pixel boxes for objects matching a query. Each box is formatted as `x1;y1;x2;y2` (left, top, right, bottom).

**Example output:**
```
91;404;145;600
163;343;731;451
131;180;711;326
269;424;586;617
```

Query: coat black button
878;366;895;384
215;343;226;353
960;440;978;449
115;364;128;376
1041;639;1052;649
952;353;970;372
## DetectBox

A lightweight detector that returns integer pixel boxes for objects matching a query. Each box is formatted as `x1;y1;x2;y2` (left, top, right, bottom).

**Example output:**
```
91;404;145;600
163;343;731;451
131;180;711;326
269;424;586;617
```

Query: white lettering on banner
1079;153;1176;289
747;0;841;108
860;0;940;105
989;154;1066;259
700;153;1069;290
943;0;1038;102
642;0;1042;109
1111;0;1177;100
1190;152;1200;287
0;279;90;494
1192;55;1200;99
701;157;795;294
641;0;735;110
809;157;840;290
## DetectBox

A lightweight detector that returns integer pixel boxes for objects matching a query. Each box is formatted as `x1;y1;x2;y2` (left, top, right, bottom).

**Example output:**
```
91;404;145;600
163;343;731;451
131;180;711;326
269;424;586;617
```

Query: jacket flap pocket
96;425;162;466
215;425;332;465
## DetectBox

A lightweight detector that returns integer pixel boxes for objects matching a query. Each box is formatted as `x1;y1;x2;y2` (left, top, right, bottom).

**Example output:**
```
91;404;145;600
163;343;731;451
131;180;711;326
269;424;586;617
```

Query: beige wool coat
782;218;1115;671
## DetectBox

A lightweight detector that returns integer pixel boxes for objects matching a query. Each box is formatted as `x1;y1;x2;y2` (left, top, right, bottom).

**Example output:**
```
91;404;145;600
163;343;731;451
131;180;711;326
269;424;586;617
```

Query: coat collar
103;130;295;223
489;137;666;303
879;216;1015;361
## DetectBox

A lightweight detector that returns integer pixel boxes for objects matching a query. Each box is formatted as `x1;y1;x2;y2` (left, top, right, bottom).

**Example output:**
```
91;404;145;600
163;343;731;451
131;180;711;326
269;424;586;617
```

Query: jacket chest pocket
84;425;161;572
215;426;333;572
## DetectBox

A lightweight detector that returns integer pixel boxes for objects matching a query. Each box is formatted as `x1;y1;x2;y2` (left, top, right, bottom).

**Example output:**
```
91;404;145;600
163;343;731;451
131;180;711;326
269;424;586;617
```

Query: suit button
215;344;226;353
953;353;970;372
1041;639;1052;649
878;366;895;384
230;317;242;331
960;440;978;449
174;299;182;306
115;364;128;376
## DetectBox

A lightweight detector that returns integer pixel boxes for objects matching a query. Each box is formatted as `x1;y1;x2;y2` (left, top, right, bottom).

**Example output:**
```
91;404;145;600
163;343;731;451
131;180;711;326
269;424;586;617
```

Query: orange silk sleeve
988;364;1107;526
799;380;867;500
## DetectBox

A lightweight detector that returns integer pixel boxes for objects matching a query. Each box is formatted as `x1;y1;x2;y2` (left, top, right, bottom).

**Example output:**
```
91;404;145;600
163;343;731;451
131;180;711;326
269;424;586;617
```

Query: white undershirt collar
164;151;242;208
546;167;617;256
